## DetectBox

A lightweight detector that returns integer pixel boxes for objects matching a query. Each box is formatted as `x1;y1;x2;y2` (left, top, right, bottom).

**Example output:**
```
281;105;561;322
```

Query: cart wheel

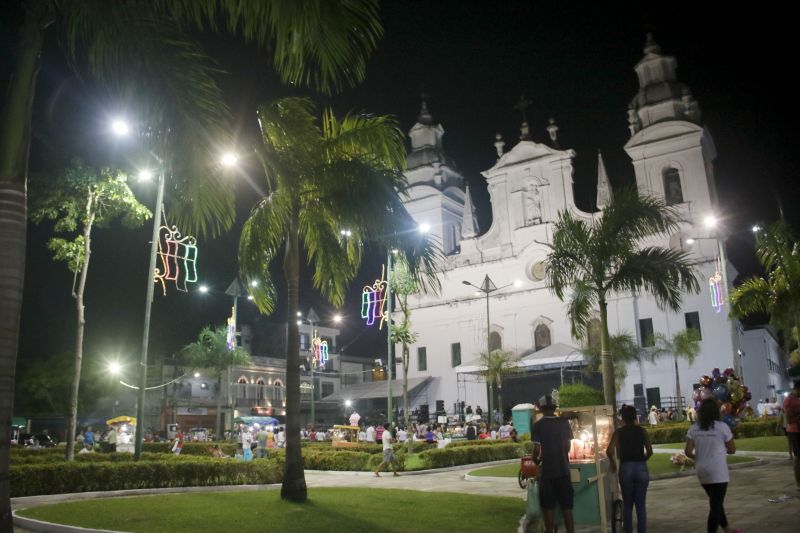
611;499;624;533
518;471;529;489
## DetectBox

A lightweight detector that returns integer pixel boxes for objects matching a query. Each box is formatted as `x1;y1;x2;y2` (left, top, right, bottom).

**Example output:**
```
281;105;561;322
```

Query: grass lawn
653;435;789;452
469;455;757;478
18;488;523;533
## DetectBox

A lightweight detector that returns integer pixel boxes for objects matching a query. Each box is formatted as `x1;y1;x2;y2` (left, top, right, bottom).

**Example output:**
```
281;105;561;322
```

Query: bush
10;458;282;497
416;442;530;469
645;417;779;444
558;383;604;408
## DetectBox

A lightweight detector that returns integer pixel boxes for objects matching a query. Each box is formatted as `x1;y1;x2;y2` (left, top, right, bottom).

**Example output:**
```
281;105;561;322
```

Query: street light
462;275;517;425
112;118;167;461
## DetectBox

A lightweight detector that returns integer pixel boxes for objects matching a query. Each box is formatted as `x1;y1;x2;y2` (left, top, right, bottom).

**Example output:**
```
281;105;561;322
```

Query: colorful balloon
712;368;721;378
713;384;729;401
720;402;733;415
700;376;713;388
699;387;714;401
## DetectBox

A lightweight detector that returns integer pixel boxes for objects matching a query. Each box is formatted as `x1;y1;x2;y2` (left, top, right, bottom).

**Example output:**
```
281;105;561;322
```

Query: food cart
330;425;360;447
527;405;617;533
106;415;136;453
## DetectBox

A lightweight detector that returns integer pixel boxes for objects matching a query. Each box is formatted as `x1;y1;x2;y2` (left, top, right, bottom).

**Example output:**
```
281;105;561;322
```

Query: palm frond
546;211;592;300
566;280;596;340
597;187;683;246
729;277;774;319
478;349;522;387
608;247;699;310
322;109;407;170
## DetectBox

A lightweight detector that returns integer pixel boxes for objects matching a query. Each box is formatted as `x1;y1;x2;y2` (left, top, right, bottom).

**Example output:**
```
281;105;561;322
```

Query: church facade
397;36;788;418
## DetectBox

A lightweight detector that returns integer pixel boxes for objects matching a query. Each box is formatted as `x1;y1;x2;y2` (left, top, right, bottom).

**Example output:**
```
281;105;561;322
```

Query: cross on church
514;95;532;123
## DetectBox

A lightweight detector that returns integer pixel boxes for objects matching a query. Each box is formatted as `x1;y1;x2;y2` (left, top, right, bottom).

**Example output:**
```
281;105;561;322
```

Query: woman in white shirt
685;399;741;533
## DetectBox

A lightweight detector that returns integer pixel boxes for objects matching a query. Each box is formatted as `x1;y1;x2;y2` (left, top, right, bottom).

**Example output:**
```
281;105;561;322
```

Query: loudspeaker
435;400;445;414
418;404;429;423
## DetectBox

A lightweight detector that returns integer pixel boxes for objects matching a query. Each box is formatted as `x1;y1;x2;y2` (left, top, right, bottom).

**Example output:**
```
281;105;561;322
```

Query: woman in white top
685;399;741;533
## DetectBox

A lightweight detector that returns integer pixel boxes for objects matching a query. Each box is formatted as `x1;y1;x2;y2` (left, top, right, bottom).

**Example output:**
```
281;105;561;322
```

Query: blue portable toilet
511;403;536;436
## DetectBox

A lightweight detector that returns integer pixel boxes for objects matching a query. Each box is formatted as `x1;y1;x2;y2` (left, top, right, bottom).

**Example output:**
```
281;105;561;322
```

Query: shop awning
324;376;432;402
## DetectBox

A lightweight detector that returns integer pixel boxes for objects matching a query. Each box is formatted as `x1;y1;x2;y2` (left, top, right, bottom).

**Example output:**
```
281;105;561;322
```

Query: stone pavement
13;459;800;532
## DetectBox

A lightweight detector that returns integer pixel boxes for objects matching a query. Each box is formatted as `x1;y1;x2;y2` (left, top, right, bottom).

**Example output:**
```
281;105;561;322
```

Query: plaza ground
15;455;799;532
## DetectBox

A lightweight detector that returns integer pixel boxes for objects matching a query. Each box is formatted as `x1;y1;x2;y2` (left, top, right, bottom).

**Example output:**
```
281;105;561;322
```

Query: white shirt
382;430;394;451
276;431;286;447
397;429;408;442
648;411;659;425
240;430;253;448
757;402;768;416
490;430;497;439
687;421;733;484
499;424;511;438
366;426;376;442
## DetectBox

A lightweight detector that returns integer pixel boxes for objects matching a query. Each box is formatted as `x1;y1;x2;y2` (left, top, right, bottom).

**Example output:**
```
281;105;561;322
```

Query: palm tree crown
545;187;700;405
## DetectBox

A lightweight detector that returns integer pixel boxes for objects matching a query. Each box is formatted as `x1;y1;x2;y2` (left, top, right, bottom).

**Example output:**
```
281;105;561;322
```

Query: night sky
8;2;798;373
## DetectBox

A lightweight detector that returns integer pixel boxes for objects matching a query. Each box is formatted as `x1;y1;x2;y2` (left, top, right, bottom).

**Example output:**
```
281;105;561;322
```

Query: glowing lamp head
685;238;696;245
345;400;352;407
419;223;431;233
193;372;200;378
250;280;258;287
111;119;129;136
296;311;302;317
198;285;209;294
296;320;302;326
108;362;122;375
247;295;254;301
137;170;153;182
703;215;717;228
752;225;761;233
513;280;522;288
333;314;342;323
221;152;238;167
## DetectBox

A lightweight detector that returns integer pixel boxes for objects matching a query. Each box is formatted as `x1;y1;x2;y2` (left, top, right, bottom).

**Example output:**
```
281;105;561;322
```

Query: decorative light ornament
709;257;724;313
361;265;388;329
154;224;198;295
226;306;236;350
312;336;329;364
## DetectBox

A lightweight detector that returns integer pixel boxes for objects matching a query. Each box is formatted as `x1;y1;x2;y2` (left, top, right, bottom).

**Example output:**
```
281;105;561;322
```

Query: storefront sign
177;407;208;416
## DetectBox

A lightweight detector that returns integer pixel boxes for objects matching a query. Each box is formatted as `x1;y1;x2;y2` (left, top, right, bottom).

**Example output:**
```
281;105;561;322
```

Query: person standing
172;428;184;455
256;426;269;458
374;423;399;477
375;423;385;444
685;399;742;533
106;426;117;453
607;405;653;533
647;406;659;426
84;426;95;449
532;395;574;533
276;426;286;448
783;380;800;488
466;423;477;441
366;424;376;443
476;405;483;418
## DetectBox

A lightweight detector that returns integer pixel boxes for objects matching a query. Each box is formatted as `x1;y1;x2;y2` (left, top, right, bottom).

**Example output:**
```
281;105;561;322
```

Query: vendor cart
330;425;360;447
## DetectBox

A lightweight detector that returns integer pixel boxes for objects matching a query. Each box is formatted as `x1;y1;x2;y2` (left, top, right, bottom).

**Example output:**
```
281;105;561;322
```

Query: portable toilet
511;403;536;436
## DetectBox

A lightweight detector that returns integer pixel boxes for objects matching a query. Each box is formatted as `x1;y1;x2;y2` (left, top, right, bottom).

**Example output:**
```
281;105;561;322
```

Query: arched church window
662;168;683;206
488;332;502;352
256;378;265;400
534;324;552;352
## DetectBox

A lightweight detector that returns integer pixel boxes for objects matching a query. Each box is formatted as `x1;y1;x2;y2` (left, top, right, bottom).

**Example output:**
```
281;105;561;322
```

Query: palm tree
1;2;384;524
646;329;701;421
239;97;439;502
580;332;642;391
730;222;800;354
478;349;522;422
28;161;151;461
179;326;252;440
545;187;700;406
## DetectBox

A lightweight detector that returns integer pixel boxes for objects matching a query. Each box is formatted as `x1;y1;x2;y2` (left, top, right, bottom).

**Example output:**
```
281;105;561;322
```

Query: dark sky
11;2;798;370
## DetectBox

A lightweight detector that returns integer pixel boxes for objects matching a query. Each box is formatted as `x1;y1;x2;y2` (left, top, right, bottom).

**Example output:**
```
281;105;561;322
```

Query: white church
396;35;789;418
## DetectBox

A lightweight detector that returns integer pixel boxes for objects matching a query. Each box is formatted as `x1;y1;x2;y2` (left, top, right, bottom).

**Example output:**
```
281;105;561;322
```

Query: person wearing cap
532;394;574;533
647;406;659;426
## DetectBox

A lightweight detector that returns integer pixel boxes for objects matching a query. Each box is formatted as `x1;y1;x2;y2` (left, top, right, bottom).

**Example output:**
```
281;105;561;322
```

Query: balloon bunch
692;368;752;429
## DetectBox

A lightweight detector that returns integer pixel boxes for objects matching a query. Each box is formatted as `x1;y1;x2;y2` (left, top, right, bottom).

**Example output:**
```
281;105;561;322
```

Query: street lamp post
462;275;515;426
386;251;394;426
306;307;320;428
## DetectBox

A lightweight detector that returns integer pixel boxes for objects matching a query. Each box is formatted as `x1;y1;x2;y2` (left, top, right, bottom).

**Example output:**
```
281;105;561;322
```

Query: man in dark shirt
532;395;574;533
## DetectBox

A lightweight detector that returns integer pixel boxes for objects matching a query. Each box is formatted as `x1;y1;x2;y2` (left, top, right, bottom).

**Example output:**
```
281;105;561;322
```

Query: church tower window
489;332;502;351
663;167;684;205
534;324;552;352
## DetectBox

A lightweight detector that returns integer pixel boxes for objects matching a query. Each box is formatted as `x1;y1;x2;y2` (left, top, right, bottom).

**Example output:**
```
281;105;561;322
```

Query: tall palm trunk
66;208;95;460
673;355;684;421
496;381;504;422
281;208;307;502
599;299;616;407
215;372;223;439
0;7;50;528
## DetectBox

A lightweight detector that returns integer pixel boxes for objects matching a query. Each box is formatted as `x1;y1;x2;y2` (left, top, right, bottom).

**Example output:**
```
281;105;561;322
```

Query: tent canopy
234;416;279;426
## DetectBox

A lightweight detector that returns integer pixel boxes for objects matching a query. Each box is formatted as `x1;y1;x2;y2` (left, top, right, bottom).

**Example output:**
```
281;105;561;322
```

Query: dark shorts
538;475;574;510
788;432;800;457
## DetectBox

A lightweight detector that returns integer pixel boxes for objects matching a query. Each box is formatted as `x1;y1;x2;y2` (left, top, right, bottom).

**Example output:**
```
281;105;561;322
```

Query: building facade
397;35;788;418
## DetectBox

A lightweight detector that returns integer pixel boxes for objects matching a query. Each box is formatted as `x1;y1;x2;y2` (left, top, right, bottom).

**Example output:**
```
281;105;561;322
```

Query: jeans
619;460;649;533
701;482;728;533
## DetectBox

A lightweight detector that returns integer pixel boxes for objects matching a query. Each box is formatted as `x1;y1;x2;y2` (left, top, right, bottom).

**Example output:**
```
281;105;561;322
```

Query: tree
1;2;384;525
730;222;800;357
477;349;522;421
239;97;439;502
646;328;701;421
389;258;420;453
28;161;150;460
580;332;642;391
545;187;700;406
179;326;251;439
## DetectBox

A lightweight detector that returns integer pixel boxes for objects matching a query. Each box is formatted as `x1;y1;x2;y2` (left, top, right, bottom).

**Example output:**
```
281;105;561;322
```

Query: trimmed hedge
10;458;282;497
646;418;779;444
416;442;532;469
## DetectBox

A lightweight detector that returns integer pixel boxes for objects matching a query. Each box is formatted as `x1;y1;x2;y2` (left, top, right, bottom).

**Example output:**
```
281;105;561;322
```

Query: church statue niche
489;331;502;351
534;324;552;352
524;184;542;225
663;168;683;206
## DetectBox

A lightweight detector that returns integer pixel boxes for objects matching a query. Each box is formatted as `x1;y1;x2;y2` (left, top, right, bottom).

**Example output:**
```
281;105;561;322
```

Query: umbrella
106;416;137;426
234;416;279;426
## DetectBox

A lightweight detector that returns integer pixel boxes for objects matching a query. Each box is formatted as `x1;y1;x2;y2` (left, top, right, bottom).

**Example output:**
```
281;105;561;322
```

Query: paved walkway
13;459;800;532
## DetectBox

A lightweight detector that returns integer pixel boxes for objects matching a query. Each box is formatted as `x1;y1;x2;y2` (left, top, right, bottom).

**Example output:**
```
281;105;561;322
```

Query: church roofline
482;140;575;176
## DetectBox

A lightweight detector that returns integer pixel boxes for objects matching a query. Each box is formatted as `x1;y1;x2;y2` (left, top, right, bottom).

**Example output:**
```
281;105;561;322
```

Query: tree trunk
673;354;684;422
599;299;616;407
400;296;412;453
281;208;307;502
66;207;94;460
0;7;48;527
215;372;223;439
497;382;503;423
